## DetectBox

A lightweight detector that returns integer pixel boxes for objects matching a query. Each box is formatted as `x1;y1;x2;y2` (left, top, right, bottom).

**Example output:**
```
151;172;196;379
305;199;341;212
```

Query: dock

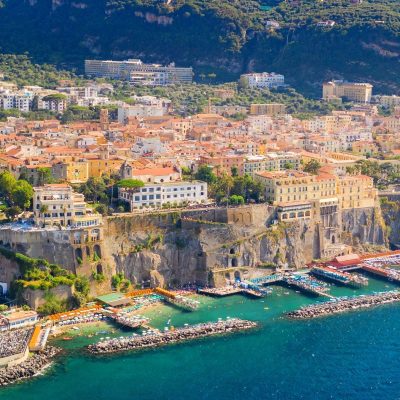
154;287;199;311
311;266;368;287
29;326;50;352
360;264;400;283
109;313;149;329
283;275;333;298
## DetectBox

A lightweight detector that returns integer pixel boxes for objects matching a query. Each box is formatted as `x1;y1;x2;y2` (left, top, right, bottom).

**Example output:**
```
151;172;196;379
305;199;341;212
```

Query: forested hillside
0;0;399;94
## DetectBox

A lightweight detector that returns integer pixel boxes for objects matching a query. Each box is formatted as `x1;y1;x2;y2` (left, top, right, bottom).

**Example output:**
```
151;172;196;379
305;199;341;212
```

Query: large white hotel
85;59;193;86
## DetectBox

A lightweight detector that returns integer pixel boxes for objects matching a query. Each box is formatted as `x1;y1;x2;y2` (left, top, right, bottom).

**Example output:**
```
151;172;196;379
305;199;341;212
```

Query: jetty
154;287;200;311
109;313;149;329
311;266;368;287
286;290;400;319
360;264;400;283
88;319;257;354
198;286;267;298
283;275;332;297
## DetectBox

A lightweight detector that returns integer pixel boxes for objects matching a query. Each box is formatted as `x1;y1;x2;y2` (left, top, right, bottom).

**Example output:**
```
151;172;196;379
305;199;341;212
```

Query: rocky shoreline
286;291;400;319
88;319;257;354
0;346;60;387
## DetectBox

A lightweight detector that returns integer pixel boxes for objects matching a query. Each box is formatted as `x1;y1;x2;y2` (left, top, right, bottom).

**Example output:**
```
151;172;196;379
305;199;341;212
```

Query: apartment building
120;164;181;183
33;184;102;227
240;72;285;89
198;154;244;175
118;181;207;210
323;81;373;103
85;59;193;85
118;104;165;123
337;175;376;209
243;152;300;176
250;103;286;116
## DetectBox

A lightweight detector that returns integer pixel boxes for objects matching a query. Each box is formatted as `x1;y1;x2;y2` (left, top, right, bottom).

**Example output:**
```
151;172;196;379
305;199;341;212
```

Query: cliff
0;204;388;292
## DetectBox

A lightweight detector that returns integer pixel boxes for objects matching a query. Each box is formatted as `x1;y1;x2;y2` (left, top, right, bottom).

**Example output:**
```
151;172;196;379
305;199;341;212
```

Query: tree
0;171;17;202
195;165;216;184
95;203;109;216
303;159;321;175
40;204;49;226
229;194;245;205
116;179;145;189
11;180;33;209
231;166;239;177
283;161;294;170
36;167;53;186
5;206;21;220
74;276;90;297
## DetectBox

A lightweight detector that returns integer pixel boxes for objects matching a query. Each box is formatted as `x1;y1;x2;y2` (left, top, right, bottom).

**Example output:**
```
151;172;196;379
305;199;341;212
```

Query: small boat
62;337;73;341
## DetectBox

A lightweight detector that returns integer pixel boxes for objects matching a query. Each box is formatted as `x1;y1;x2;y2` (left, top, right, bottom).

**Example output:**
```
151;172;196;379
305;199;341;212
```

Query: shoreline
88;319;258;354
0;346;61;387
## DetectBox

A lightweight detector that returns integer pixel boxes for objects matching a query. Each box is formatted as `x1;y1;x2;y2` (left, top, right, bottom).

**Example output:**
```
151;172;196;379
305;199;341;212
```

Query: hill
0;0;399;94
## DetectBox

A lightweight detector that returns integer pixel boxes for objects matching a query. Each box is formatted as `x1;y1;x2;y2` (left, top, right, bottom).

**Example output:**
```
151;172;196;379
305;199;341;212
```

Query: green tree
0;171;17;202
11;180;33;209
5;206;22;220
40;204;49;226
195;165;217;184
116;179;145;189
303;160;321;175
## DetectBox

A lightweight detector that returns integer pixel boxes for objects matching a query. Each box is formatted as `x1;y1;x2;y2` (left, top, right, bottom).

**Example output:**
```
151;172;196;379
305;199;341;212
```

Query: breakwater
0;346;60;387
287;291;400;319
88;319;257;354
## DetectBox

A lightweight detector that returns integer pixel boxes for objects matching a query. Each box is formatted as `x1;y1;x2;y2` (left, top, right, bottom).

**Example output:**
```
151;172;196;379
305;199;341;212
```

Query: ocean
3;275;400;400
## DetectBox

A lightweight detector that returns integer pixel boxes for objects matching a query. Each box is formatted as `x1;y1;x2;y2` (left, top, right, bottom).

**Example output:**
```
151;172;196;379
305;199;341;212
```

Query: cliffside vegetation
0;0;399;94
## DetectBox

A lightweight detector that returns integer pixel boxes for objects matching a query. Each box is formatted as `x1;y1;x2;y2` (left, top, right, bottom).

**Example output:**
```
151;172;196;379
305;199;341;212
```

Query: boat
62;336;73;341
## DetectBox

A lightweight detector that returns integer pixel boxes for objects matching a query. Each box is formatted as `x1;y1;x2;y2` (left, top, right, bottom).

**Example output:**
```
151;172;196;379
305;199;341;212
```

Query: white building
33;184;102;228
240;72;285;89
118;104;165;123
243;152;301;176
85;59;193;85
118;181;208;210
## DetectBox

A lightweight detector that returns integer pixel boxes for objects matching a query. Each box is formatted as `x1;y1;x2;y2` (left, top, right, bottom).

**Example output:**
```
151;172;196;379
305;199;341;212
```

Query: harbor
88;318;258;354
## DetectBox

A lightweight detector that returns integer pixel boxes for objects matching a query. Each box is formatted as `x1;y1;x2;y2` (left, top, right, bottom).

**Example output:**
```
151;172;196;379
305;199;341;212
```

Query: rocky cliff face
101;205;387;288
0;205;389;291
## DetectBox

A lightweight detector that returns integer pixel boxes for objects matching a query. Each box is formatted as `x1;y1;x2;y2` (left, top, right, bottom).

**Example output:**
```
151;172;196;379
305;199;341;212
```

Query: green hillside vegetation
0;1;398;93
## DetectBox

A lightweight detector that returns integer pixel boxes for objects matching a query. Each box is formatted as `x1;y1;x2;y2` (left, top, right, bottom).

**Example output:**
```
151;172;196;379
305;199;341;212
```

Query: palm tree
39;205;49;227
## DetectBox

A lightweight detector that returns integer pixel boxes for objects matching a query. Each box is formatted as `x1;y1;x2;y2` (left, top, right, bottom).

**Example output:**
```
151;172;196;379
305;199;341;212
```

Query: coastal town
1;57;400;388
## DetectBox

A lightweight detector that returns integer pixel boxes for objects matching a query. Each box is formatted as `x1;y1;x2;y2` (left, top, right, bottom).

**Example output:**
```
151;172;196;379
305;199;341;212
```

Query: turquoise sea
3;275;400;400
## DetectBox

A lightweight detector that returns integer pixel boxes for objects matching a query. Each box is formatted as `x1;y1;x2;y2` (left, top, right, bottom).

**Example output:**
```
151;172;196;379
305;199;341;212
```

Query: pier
109;313;149;329
311;266;368;287
154;287;200;311
28;326;50;352
360;264;400;283
88;319;257;354
282;275;333;297
287;290;400;319
198;286;267;298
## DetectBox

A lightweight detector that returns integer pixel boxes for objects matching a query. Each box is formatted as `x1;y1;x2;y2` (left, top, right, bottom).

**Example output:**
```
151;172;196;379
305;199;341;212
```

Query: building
243;153;300;176
118;104;165;123
120;164;181;183
0;310;38;331
198;154;244;175
250;103;286;116
118;181;207;210
85;59;193;85
337;175;376;209
322;81;373;103
255;170;321;205
51;160;90;183
240;72;285;89
33;184;102;228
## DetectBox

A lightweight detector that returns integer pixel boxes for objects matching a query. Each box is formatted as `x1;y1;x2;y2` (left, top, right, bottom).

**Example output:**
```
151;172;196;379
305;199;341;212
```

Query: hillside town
1;63;400;387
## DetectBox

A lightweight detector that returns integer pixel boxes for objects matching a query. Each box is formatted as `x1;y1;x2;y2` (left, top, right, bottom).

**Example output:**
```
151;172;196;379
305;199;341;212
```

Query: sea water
2;276;400;400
